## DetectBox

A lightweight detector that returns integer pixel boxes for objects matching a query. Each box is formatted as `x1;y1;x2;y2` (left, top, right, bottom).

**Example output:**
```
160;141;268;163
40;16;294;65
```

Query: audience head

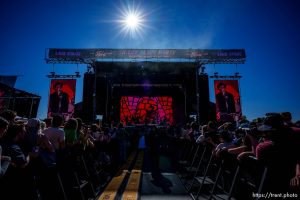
218;130;232;143
43;118;52;128
91;124;99;132
0;109;17;123
64;118;78;130
218;122;234;132
281;112;293;126
26;118;41;130
201;125;208;134
257;113;284;137
4;123;26;141
51;115;63;128
185;123;190;130
190;122;198;130
207;121;217;131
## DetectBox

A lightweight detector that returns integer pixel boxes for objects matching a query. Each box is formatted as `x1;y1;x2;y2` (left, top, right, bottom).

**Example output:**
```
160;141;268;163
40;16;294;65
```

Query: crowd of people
171;112;300;198
0;108;300;199
0;109;135;200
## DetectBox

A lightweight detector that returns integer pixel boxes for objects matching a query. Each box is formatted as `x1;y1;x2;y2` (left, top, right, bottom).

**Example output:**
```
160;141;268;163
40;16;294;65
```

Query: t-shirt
43;127;65;150
0;140;26;167
255;140;273;161
64;129;77;145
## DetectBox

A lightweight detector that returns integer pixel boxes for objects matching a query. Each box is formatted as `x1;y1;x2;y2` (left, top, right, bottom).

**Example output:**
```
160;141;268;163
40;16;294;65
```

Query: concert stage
46;48;246;124
82;61;210;124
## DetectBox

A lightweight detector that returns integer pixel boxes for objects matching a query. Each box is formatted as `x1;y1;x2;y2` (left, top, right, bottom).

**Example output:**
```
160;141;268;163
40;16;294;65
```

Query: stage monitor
120;96;173;125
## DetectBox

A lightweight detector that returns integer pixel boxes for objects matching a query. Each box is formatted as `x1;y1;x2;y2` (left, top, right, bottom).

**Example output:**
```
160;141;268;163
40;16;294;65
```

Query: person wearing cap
255;114;285;162
256;113;300;192
215;82;236;121
48;81;69;117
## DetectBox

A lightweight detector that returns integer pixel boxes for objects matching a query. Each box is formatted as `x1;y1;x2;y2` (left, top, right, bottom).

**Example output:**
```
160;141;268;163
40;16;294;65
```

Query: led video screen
214;80;242;122
48;79;76;121
120;96;173;125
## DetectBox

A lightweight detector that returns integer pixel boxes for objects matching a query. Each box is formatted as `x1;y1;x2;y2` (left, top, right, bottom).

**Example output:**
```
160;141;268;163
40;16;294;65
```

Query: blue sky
0;0;300;121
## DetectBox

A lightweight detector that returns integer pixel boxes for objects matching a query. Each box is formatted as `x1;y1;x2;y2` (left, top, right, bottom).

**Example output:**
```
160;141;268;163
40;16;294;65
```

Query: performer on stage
215;82;236;121
145;104;157;124
48;82;69;117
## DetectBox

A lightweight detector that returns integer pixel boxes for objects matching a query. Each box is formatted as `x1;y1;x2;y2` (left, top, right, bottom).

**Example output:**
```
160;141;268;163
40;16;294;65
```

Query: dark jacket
216;92;236;113
49;92;69;114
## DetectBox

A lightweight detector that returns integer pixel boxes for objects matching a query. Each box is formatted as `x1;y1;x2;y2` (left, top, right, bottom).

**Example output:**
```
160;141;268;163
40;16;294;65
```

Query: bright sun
125;14;141;29
117;3;147;39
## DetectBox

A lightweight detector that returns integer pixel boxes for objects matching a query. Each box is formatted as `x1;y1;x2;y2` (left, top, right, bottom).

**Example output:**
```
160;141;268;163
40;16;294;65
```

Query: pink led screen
120;96;173;125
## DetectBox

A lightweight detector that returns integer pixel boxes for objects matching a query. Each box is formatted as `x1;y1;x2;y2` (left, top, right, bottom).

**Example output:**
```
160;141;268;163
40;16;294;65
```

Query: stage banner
214;80;242;122
47;48;246;61
48;79;76;121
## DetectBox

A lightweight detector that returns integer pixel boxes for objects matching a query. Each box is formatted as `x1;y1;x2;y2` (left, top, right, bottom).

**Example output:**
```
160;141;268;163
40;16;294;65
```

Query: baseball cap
257;113;283;132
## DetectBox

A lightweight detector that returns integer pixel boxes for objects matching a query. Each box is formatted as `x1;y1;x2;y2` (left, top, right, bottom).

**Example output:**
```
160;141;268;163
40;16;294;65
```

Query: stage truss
45;48;246;65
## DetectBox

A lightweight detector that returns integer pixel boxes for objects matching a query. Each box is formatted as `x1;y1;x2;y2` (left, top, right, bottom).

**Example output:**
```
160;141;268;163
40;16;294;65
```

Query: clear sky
0;0;300;121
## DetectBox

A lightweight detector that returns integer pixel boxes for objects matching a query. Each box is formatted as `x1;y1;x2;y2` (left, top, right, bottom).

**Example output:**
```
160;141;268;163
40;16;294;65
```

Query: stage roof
94;61;198;76
0;82;40;98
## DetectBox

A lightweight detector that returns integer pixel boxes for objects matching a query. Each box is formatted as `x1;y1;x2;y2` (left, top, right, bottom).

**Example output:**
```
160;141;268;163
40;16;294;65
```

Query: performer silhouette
48;82;69;117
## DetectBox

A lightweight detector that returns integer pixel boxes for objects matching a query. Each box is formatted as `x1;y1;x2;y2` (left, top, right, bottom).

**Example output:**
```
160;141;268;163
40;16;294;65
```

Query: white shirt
43;127;65;150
